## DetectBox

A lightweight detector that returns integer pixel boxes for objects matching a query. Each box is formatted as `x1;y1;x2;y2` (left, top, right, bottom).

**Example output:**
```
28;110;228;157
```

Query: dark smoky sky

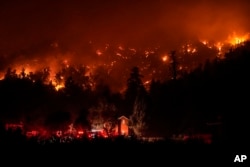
0;0;249;56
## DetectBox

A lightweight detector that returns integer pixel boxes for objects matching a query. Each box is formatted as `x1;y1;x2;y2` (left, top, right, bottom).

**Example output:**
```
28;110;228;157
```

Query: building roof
118;115;129;120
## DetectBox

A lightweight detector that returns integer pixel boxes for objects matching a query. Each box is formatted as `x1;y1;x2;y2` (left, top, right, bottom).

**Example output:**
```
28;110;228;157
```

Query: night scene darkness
0;0;250;163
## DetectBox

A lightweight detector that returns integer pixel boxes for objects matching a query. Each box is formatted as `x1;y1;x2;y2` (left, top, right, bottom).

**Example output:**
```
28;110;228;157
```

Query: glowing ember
118;45;124;50
183;44;197;54
202;40;208;45
191;48;197;53
116;52;122;57
162;55;168;62
96;50;102;56
54;84;65;91
62;59;70;68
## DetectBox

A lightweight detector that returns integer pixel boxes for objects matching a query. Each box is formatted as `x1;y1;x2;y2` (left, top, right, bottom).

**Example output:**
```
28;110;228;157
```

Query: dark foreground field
1;137;246;167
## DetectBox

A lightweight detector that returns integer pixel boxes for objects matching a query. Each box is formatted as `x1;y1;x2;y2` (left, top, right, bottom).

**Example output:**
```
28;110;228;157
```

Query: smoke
1;0;249;50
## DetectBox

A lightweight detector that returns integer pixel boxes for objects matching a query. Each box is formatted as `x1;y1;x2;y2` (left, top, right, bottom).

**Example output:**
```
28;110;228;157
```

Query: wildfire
54;83;65;91
201;40;213;49
14;65;35;77
199;32;250;58
215;42;223;55
1;31;249;93
227;33;249;45
182;43;197;54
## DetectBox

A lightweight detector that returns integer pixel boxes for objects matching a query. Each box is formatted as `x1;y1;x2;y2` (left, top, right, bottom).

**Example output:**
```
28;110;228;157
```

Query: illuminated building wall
117;116;129;136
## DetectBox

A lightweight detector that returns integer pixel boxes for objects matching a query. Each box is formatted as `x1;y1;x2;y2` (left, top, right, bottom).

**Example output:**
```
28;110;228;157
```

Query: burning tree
129;97;146;138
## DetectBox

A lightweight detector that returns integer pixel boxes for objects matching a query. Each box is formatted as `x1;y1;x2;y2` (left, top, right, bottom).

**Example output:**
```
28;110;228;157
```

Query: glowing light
96;50;102;56
215;42;223;54
129;48;136;53
63;60;68;64
118;45;124;50
202;40;208;45
56;130;63;137
116;52;122;57
105;43;109;50
78;131;84;135
54;84;64;91
26;130;39;137
162;55;168;62
231;37;245;45
192;48;197;53
182;43;197;54
187;45;196;53
63;59;70;68
144;80;150;85
111;61;116;66
52;80;65;91
145;50;150;57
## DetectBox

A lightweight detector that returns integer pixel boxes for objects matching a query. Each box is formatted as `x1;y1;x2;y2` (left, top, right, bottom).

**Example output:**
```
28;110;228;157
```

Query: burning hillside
0;32;249;92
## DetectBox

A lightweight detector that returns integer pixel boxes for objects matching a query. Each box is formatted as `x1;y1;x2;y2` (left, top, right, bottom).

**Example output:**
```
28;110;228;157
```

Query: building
116;115;129;136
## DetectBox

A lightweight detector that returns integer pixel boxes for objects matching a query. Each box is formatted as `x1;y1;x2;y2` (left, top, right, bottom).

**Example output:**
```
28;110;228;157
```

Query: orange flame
227;32;249;45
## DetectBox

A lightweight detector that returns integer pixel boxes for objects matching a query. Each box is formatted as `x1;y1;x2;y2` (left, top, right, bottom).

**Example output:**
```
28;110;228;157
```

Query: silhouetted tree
124;67;147;116
56;65;92;92
129;97;146;138
4;67;18;80
19;68;27;79
87;100;117;133
64;76;81;96
170;51;178;81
